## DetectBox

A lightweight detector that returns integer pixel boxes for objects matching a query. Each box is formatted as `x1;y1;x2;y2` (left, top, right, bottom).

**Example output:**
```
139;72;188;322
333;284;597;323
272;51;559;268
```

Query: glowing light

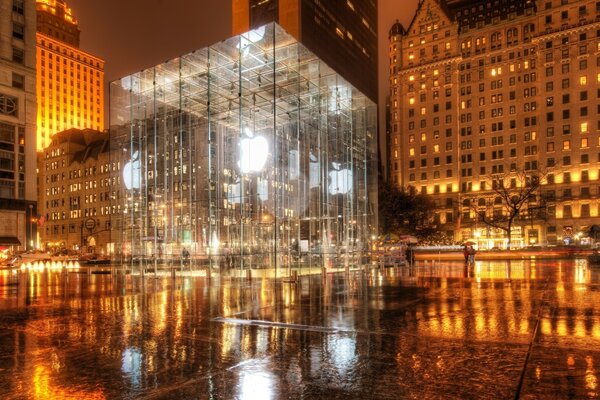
123;151;141;190
328;163;353;195
239;130;268;174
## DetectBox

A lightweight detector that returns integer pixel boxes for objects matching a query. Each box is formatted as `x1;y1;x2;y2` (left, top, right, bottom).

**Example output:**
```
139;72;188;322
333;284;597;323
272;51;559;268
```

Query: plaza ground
0;259;598;399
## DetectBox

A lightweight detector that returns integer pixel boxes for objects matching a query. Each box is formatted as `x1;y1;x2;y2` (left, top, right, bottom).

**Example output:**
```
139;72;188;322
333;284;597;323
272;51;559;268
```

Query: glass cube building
110;23;377;274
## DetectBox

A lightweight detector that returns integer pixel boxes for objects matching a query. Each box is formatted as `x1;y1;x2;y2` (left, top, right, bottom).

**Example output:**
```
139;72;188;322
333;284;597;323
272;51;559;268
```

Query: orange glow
33;365;106;400
35;32;105;150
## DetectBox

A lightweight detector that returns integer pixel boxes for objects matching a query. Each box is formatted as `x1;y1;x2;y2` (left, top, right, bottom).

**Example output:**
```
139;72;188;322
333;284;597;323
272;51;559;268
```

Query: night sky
66;0;420;124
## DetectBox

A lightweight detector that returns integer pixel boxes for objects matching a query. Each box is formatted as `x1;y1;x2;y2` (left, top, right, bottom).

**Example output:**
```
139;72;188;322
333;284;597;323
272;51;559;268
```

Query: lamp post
28;204;33;250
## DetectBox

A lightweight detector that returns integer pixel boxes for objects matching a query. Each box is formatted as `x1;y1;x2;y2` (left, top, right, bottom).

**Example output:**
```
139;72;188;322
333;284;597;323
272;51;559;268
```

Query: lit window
581;122;588;133
563;140;570;150
420;107;426;115
580;75;587;85
421;133;427;141
434;144;440;153
581;138;589;148
409;75;415;81
409;148;415;156
409;97;415;105
433;69;439;76
409;53;414;60
445;42;450;50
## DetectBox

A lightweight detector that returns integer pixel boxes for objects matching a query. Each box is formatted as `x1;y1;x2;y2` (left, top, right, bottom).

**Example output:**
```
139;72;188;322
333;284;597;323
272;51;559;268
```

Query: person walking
467;245;476;265
463;244;470;265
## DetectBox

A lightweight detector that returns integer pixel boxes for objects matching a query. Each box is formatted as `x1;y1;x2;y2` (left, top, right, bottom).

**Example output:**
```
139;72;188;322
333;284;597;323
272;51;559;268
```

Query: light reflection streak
585;356;597;394
33;365;106;400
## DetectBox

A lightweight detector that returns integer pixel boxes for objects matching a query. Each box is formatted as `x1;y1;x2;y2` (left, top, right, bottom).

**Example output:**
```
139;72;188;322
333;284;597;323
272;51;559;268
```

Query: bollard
246;269;252;281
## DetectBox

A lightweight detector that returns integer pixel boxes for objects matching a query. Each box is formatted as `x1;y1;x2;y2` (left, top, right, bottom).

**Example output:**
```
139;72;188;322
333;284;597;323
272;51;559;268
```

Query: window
0;94;18;117
12;0;24;14
12;23;24;40
12;73;24;89
12;47;24;64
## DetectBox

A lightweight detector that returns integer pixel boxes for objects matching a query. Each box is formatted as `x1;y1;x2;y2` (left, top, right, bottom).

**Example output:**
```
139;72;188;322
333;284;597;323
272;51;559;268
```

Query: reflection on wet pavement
0;259;599;399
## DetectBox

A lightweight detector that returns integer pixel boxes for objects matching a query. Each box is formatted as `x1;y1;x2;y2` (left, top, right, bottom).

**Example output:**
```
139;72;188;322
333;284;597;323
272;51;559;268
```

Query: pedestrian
463;245;469;264
405;244;415;266
468;245;476;265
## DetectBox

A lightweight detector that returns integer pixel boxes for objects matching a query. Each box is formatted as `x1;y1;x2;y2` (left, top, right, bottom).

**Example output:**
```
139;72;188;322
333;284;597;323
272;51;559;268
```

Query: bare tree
466;167;551;249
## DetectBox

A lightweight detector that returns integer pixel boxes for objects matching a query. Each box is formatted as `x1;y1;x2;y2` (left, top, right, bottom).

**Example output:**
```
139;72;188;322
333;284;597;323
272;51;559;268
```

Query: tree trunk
506;221;512;250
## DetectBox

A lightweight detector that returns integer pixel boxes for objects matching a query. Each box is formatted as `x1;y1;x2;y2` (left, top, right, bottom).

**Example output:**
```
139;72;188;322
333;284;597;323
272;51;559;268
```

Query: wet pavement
0;259;599;399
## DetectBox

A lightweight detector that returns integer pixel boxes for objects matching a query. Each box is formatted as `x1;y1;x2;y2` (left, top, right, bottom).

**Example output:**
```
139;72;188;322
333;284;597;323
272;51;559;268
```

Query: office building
0;0;37;251
35;0;104;150
110;23;377;271
232;0;378;102
389;0;600;247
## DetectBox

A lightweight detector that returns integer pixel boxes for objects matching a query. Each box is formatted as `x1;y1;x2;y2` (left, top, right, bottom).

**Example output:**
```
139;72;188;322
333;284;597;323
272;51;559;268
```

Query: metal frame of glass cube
110;23;377;274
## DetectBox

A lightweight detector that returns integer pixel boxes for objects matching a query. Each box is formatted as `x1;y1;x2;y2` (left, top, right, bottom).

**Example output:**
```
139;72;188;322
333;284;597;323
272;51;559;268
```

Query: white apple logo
239;128;268;174
328;162;353;195
309;152;320;188
123;151;141;190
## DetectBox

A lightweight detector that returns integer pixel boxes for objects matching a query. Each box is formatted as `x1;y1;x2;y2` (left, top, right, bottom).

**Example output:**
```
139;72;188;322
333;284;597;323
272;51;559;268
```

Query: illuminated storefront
110;23;378;272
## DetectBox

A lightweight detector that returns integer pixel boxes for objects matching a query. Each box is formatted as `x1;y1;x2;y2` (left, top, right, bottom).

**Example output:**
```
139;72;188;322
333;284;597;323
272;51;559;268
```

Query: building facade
0;0;38;251
35;0;104;150
389;0;600;248
111;23;378;272
38;129;114;254
232;0;378;102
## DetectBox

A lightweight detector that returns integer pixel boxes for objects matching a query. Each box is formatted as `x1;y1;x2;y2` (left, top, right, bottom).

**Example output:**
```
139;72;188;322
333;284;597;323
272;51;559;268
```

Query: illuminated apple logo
239;128;268;174
328;162;353;195
123;151;141;190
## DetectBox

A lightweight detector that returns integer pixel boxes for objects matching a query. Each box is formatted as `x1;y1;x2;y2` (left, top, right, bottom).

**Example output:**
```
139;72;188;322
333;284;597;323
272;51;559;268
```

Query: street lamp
28;204;33;250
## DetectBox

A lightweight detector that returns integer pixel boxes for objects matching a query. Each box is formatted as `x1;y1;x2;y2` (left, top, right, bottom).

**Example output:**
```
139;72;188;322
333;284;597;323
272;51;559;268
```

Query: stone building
38;129;116;254
388;0;600;248
0;0;38;252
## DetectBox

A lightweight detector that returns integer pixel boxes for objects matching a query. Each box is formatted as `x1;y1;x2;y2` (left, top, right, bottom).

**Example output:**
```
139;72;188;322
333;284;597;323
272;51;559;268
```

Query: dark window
12;47;24;64
12;23;24;40
12;0;24;14
0;94;18;117
12;73;24;89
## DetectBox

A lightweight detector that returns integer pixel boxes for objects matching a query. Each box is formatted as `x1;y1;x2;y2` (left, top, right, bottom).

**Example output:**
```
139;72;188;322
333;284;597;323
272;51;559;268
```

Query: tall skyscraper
388;0;600;248
35;0;104;150
0;0;38;251
232;0;378;102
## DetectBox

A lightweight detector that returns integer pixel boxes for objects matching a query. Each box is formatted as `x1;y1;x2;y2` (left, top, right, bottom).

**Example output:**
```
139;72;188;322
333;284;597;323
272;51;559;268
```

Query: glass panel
110;23;377;276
